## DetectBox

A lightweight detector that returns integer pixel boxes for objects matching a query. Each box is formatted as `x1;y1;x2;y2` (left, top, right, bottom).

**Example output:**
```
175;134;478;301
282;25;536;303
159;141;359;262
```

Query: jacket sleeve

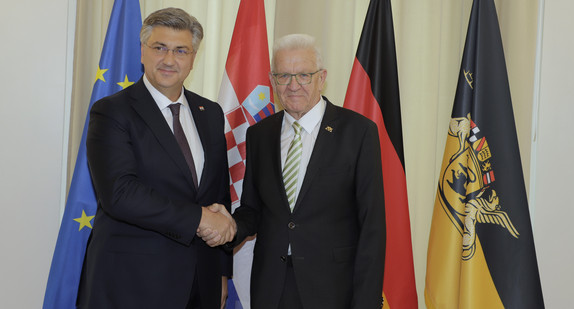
230;126;262;246
351;120;386;309
214;104;233;277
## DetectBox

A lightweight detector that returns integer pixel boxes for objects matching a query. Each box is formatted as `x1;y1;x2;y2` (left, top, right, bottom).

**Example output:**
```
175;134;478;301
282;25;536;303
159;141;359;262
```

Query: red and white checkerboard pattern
216;1;273;300
224;105;250;207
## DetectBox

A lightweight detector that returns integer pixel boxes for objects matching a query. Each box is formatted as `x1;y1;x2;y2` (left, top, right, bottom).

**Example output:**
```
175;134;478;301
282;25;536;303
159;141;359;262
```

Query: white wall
532;0;574;307
0;0;72;308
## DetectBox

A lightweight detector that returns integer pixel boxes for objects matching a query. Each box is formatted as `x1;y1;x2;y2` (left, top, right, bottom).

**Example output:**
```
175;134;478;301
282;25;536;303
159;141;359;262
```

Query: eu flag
43;0;142;308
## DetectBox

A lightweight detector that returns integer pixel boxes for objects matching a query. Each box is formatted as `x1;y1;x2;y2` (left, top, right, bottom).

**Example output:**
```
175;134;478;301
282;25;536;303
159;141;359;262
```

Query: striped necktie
283;121;303;211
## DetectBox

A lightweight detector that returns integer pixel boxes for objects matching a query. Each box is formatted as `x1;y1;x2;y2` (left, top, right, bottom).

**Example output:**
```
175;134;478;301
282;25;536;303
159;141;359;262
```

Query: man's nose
162;50;177;64
287;76;301;89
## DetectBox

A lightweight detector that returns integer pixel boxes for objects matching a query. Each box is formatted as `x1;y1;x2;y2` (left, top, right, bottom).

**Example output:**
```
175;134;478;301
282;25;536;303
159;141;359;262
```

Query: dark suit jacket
77;78;231;309
232;98;386;308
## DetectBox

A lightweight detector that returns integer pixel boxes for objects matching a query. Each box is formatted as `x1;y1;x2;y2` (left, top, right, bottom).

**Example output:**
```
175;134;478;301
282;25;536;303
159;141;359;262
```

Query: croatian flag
217;0;273;308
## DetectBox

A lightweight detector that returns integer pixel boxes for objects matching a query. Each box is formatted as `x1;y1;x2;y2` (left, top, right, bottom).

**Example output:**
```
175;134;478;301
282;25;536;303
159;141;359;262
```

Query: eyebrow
149;41;191;50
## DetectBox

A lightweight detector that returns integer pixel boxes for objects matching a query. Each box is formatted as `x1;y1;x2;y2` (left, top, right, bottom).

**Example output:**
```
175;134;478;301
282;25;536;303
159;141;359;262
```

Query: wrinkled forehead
273;48;318;72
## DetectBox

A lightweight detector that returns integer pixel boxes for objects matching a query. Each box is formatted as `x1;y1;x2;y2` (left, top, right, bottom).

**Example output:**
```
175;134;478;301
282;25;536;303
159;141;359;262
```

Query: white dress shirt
280;97;326;207
143;75;204;185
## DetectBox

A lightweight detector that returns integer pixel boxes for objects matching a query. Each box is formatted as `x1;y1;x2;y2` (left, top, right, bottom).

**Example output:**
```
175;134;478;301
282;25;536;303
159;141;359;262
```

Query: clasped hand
197;203;236;247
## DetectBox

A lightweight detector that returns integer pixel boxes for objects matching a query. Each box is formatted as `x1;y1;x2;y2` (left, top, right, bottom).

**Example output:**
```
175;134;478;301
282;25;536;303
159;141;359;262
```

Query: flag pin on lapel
325;126;333;132
199;106;205;111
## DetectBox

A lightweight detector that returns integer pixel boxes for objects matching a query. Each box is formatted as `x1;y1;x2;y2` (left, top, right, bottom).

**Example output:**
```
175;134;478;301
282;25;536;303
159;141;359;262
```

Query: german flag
425;0;544;308
343;0;418;308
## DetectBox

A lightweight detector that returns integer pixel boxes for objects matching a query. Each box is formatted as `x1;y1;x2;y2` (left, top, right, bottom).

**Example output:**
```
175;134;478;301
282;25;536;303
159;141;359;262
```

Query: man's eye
175;49;189;55
298;74;311;79
279;74;290;79
153;46;167;52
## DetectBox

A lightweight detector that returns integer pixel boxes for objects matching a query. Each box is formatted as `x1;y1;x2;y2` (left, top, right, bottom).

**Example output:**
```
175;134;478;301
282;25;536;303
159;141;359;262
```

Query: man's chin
283;99;306;108
156;78;180;89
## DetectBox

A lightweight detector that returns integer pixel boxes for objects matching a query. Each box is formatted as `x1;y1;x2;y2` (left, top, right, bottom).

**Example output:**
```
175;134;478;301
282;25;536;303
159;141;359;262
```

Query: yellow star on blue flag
117;74;135;89
73;210;95;231
95;66;108;83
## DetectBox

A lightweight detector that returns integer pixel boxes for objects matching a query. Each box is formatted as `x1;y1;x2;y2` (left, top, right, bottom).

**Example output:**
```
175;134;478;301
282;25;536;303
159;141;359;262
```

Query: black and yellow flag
425;0;544;308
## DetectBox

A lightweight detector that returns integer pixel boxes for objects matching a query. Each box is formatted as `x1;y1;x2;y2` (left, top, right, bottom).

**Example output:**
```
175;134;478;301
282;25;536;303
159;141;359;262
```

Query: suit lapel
267;112;291;212
292;99;339;213
129;79;197;192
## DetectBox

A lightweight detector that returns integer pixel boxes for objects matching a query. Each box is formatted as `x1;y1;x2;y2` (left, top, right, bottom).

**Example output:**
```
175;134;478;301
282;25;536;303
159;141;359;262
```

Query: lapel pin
325;126;333;132
199;106;205;111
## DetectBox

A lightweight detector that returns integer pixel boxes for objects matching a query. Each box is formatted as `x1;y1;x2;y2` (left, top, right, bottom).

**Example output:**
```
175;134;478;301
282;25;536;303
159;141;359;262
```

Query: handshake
197;203;237;247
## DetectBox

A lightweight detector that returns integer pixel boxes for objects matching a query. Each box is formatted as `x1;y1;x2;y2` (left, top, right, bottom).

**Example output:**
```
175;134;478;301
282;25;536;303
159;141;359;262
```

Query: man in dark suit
77;8;235;309
200;34;386;308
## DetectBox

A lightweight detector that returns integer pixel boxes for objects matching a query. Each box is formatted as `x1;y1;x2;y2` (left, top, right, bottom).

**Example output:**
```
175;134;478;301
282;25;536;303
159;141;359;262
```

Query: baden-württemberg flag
43;1;142;307
424;0;544;308
217;0;273;307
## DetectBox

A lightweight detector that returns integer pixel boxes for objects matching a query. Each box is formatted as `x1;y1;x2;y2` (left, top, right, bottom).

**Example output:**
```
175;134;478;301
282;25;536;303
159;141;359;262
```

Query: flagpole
528;0;545;221
60;0;78;221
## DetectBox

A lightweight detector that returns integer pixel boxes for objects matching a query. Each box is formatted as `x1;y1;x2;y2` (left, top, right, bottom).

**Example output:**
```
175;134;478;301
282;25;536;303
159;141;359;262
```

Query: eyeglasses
272;70;322;85
144;43;194;58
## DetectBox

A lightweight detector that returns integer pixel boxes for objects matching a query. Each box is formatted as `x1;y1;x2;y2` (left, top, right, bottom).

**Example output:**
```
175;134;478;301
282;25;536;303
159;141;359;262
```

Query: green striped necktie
283;121;303;211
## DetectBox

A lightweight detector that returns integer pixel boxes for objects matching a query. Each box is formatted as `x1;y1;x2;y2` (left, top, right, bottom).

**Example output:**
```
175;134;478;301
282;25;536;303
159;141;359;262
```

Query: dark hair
140;7;203;52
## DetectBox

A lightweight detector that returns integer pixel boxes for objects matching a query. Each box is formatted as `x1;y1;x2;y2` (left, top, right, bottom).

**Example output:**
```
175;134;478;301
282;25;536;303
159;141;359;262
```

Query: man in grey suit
200;34;385;308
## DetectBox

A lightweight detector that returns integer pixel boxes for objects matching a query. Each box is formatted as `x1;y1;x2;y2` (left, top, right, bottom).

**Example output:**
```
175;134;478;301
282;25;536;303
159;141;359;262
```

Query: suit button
280;256;286;262
288;222;296;229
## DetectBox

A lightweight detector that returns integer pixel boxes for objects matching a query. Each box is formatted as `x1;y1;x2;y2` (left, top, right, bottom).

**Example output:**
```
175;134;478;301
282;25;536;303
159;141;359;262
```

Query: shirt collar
283;97;326;134
143;74;188;109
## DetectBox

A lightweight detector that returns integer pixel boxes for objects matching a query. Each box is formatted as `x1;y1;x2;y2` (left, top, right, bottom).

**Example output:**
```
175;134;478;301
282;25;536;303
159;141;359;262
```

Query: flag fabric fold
424;0;544;308
217;0;273;308
43;1;142;308
343;0;418;308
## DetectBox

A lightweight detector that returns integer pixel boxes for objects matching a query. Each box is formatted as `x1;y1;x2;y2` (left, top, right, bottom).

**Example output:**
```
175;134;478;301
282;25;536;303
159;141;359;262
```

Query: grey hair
140;7;204;52
271;34;323;72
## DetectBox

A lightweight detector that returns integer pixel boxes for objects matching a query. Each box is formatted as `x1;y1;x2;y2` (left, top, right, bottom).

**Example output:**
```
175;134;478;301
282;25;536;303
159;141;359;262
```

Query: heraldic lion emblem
437;113;519;260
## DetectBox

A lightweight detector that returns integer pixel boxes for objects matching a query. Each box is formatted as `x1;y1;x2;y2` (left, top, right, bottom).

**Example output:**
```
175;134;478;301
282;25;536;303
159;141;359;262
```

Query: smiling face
141;26;196;101
270;48;327;120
